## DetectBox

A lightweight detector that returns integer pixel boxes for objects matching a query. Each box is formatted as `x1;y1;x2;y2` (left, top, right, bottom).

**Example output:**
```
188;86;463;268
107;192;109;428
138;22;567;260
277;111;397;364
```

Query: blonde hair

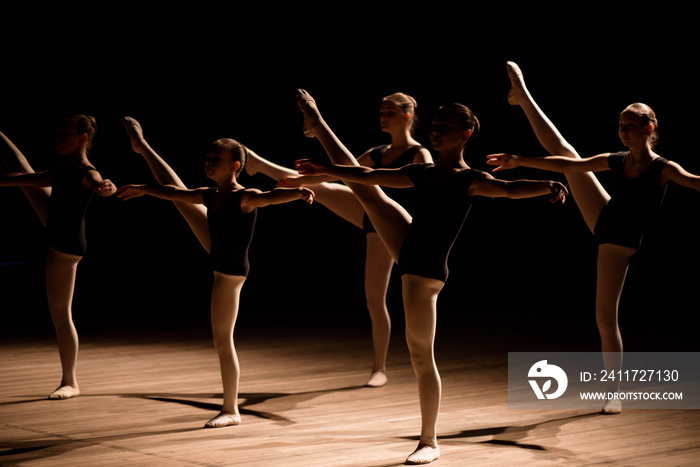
382;92;419;135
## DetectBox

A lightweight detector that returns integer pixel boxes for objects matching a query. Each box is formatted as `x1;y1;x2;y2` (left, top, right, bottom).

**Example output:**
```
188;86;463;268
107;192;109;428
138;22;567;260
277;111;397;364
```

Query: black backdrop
1;16;697;350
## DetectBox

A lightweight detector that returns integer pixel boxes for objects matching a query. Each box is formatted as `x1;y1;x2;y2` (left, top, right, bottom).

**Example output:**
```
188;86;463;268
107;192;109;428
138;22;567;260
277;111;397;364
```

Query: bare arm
487;153;610;173
662;161;700;192
277;149;375;187
414;147;433;164
295;159;414;188
116;184;209;204
0;171;52;187
469;172;569;204
239;187;314;212
83;168;117;197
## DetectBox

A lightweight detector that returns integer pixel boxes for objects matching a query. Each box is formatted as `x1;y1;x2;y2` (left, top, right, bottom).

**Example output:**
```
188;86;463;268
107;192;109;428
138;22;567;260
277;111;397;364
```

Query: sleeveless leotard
398;163;482;282
594;152;669;249
203;188;257;276
363;144;425;233
46;164;96;256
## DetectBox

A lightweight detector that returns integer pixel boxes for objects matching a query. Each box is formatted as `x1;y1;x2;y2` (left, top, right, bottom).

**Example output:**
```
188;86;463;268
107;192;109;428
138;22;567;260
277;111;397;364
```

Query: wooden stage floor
1;323;699;466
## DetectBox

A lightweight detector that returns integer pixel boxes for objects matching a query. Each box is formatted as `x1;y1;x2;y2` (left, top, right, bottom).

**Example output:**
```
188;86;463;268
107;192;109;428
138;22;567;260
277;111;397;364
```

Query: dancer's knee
366;299;390;322
365;281;388;312
406;335;434;367
50;312;74;331
595;303;621;339
212;333;235;355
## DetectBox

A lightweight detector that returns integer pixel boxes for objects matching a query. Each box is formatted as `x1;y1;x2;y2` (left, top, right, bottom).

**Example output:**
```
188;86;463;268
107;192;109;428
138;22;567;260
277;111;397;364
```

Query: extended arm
487;153;610;173
0;171;52;187
470;172;569;204
662;161;700;192
276;150;376;187
116;184;208;204
240;187;314;212
295;159;414;188
83;169;117;196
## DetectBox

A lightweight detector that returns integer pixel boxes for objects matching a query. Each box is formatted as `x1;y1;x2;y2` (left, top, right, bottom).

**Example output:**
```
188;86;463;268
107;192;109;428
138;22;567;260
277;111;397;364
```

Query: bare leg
506;62;609;232
297;91;441;461
0;130;50;225
45;248;81;400
364;233;393;387
248;147;393;385
296;90;411;261
508;64;629;414
206;272;246;428
246;149;366;229
123;118;211;252
596;243;633;414
402;274;443;465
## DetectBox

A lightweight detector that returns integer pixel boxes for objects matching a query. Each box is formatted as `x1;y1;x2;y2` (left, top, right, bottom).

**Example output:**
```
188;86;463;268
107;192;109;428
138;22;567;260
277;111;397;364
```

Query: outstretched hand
96;179;117;196
298;187;315;205
548;181;569;205
276;176;304;188
116;184;147;201
294;159;327;176
486;153;520;172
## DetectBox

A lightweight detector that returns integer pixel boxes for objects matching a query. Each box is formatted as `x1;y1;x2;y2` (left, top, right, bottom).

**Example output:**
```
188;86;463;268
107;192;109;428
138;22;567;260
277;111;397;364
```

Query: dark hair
61;114;98;150
382;92;419;135
435;103;480;139
211;138;248;176
623;103;659;149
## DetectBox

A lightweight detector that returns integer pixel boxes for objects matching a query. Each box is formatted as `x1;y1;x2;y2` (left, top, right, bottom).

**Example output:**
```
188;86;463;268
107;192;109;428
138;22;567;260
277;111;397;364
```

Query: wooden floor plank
2;324;699;466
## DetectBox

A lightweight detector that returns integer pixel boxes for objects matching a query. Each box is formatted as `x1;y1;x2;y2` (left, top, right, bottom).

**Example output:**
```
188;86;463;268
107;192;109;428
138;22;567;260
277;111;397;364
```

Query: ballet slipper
601;398;622;415
405;445;440;465
244;150;261;176
48;385;80;400
296;89;323;138
365;370;388;388
506;61;527;106
204;412;241;428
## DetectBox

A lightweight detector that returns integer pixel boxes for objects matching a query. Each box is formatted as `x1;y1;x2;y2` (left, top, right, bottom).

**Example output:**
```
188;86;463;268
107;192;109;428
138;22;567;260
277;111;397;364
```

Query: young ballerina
117;117;314;428
247;92;432;388
486;62;700;413
294;89;568;464
0;115;116;400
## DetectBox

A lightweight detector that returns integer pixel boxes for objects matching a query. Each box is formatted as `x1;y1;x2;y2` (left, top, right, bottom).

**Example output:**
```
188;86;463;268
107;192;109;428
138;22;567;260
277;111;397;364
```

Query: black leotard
203;188;257;276
397;163;482;282
46;164;96;256
363;144;425;233
594;152;669;249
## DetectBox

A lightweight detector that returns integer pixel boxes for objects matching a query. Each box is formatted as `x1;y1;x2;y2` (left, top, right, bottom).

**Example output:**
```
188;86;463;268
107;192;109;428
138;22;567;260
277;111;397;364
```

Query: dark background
1;14;697;350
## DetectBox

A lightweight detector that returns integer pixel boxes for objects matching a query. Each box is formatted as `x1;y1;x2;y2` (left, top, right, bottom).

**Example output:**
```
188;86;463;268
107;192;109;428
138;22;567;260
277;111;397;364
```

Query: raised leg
0;130;50;225
123;117;211;252
296;90;411;261
506;62;609;233
248;145;394;386
246;149;366;229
